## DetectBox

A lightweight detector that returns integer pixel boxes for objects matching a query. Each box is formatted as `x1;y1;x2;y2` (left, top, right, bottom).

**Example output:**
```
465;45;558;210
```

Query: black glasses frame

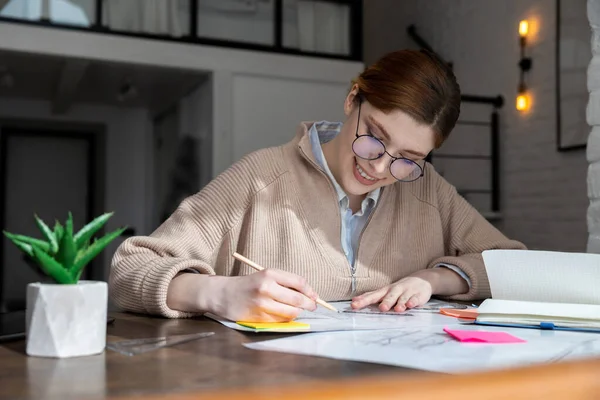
351;99;425;182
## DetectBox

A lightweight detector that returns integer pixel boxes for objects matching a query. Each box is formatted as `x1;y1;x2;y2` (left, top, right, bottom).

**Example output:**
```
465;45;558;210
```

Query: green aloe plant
2;212;126;284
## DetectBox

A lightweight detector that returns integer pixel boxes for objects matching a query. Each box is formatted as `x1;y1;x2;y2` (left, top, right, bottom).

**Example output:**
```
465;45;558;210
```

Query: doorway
0;121;105;313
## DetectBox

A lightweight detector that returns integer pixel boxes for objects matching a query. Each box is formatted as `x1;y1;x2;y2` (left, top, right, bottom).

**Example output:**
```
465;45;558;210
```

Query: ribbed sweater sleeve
427;171;527;300
109;150;283;318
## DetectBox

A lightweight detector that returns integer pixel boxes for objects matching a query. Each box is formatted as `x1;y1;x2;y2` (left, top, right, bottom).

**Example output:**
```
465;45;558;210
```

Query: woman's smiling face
323;88;436;197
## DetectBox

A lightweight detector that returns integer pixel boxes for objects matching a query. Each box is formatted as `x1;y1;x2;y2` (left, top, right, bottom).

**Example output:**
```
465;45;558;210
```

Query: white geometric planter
26;281;108;358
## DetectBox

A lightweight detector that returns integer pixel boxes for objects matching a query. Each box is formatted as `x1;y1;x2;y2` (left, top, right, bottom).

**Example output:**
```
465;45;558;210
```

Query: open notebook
477;250;600;332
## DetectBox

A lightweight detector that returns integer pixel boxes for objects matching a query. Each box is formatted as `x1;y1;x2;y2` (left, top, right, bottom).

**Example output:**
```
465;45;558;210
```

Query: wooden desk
0;312;410;400
1;312;599;400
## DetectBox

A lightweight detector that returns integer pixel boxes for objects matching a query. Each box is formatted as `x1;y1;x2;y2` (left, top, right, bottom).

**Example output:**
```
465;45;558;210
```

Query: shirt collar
308;121;380;210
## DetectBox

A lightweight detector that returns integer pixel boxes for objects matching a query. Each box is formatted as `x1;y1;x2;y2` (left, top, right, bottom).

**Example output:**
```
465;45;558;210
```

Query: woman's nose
370;156;389;177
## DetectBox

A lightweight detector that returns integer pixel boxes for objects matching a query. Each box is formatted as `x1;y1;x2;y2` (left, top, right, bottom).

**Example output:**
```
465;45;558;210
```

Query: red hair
353;49;461;148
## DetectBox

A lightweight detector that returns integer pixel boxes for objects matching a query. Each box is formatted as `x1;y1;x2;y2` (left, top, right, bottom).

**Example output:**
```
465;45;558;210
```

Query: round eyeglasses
351;101;425;182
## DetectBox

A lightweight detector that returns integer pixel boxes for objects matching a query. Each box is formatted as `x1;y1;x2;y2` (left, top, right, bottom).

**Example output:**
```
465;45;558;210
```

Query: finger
264;269;317;300
351;287;387;309
256;299;303;322
393;296;409;312
269;283;317;311
406;294;424;309
394;292;420;312
379;286;407;312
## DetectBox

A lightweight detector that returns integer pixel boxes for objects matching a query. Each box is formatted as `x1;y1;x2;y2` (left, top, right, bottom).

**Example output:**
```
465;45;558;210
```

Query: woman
110;49;526;322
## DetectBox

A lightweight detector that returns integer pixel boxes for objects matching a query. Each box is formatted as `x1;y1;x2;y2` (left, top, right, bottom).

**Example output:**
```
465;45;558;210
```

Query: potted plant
3;212;125;358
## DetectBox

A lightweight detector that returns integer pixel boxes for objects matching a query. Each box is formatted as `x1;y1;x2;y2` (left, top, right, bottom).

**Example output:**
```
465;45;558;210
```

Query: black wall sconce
517;20;532;111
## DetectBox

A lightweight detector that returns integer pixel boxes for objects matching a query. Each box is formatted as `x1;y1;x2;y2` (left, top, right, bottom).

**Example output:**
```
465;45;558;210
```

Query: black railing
0;0;363;62
408;25;503;216
430;107;501;215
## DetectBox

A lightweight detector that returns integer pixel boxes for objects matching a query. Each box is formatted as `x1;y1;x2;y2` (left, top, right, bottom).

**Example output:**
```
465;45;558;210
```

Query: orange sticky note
236;321;310;330
443;327;525;343
440;308;478;319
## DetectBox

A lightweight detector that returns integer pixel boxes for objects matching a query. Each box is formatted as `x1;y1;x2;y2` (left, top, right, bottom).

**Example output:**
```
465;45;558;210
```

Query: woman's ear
344;84;360;116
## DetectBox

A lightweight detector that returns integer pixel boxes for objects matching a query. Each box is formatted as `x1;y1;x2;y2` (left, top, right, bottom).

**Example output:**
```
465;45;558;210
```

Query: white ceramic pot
26;280;107;358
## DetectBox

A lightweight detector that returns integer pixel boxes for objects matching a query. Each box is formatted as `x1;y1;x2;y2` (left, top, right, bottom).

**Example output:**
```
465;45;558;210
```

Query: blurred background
0;0;594;312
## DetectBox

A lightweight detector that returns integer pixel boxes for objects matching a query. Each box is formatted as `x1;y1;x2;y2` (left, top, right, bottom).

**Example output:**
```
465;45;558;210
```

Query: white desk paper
245;325;600;373
205;301;463;333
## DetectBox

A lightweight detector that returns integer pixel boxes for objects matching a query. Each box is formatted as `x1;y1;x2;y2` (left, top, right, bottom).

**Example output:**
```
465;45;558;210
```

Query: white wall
0;98;151;279
558;0;592;149
214;71;352;176
0;22;361;87
0;21;363;180
231;74;348;162
587;0;600;252
365;0;589;252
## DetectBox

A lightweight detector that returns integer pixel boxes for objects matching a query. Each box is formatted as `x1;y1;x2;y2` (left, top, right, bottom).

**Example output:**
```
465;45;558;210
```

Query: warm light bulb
519;20;529;37
516;93;529;111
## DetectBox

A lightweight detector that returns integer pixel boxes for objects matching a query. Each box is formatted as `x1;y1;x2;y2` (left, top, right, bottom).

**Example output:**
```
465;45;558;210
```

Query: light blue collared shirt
308;121;471;291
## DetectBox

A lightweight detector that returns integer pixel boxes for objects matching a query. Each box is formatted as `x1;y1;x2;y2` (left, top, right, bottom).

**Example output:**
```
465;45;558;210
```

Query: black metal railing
409;25;503;216
0;0;363;61
429;108;501;215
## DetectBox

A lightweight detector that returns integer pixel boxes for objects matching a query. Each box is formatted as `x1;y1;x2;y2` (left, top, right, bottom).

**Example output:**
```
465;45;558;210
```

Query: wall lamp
517;20;532;111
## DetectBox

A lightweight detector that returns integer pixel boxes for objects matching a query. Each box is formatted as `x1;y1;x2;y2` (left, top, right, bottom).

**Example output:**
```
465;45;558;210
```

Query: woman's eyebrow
367;115;391;141
367;115;428;159
403;149;428;159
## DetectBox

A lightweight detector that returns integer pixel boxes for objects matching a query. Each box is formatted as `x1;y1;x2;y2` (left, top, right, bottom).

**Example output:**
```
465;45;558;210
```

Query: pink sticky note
443;327;526;343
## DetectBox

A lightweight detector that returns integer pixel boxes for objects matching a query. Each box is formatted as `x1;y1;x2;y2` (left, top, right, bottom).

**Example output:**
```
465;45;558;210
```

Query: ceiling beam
52;59;90;114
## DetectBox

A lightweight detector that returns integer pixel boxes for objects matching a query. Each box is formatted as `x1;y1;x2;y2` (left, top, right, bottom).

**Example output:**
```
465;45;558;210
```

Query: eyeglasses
351;100;425;182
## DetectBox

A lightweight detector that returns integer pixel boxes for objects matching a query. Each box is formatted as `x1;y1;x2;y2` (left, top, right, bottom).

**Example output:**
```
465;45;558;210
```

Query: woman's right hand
210;269;318;322
167;270;319;322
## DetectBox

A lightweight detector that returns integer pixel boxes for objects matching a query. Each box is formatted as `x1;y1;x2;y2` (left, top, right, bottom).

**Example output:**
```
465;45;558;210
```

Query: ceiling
0;49;208;116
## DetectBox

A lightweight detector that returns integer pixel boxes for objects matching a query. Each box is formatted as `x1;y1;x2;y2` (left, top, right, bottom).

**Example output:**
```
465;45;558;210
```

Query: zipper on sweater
352;197;382;293
298;146;382;294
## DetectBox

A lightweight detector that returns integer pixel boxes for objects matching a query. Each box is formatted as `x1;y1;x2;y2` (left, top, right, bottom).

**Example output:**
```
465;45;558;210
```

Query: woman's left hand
351;274;433;312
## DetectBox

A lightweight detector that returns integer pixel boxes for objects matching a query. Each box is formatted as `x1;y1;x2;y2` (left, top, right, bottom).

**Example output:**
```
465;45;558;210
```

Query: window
0;0;362;61
195;0;275;46
101;0;190;37
0;0;95;27
283;0;351;56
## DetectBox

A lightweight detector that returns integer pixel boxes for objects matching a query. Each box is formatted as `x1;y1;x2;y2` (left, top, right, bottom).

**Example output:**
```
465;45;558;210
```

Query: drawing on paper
245;325;600;373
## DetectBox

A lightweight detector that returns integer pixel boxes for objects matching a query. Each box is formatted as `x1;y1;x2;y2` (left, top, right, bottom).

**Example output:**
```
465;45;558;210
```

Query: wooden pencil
232;252;339;312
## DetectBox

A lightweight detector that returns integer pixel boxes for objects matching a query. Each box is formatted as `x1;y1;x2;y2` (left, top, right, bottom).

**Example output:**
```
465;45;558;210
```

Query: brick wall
365;0;589;252
588;0;600;252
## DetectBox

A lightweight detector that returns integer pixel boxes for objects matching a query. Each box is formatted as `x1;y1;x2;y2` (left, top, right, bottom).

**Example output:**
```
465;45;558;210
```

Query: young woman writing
110;49;526;322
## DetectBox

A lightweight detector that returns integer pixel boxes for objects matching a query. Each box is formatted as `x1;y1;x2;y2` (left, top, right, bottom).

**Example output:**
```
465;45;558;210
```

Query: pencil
232;252;339;312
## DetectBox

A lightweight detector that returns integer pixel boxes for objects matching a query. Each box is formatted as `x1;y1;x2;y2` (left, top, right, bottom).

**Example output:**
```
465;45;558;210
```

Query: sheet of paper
340;299;469;315
245;324;600;373
205;301;461;333
443;327;526;343
477;299;600;321
482;249;600;304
